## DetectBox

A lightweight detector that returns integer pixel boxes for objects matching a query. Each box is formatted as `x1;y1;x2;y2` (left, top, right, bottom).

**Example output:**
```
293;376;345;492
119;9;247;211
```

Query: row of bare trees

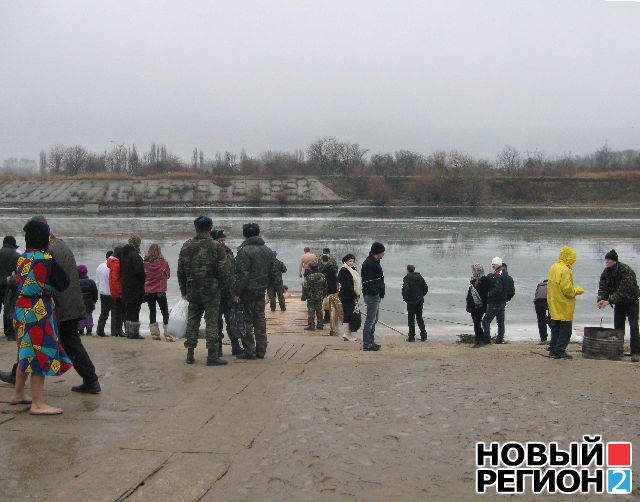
34;139;640;177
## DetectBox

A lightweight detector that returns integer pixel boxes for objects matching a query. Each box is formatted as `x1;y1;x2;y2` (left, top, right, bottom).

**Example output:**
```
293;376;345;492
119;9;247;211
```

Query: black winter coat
486;270;509;305
466;275;490;313
0;245;20;290
79;275;99;312
338;266;358;303
361;254;385;298
322;263;339;295
402;272;428;305
120;244;146;304
271;258;287;288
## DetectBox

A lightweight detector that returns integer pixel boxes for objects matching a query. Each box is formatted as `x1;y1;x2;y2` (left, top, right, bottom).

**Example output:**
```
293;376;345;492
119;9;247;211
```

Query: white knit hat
491;256;503;266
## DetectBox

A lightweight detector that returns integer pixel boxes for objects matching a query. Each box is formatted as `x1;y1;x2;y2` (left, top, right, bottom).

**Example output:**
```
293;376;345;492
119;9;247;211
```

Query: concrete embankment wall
0;177;342;207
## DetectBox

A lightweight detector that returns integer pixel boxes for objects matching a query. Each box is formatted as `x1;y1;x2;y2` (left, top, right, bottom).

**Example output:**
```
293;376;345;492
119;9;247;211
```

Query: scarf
342;262;361;298
470;263;484;308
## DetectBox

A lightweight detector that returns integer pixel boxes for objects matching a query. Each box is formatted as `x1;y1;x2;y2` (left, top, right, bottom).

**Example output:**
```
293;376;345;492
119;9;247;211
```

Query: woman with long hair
144;243;173;341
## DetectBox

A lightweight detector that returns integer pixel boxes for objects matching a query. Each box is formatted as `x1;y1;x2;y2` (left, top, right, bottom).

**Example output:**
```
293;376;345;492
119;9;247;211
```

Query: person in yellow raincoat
547;246;584;359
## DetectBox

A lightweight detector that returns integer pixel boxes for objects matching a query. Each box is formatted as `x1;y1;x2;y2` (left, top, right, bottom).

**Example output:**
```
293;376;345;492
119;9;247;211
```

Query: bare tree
62;145;88;175
496;146;522;174
47;144;66;173
39;150;47;174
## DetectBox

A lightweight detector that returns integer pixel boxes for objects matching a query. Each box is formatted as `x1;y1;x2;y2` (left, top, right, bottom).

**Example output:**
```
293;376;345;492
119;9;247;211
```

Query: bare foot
29;404;64;415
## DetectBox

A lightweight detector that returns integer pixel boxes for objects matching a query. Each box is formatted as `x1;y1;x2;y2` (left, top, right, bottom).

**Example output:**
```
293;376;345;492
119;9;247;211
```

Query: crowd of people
1;214;639;416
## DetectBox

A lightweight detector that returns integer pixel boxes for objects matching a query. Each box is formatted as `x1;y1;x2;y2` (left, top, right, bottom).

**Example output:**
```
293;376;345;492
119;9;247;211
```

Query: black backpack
505;274;515;302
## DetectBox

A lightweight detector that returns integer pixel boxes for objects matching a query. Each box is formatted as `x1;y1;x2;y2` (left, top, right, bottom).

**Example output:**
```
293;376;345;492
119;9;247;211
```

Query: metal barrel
582;327;624;360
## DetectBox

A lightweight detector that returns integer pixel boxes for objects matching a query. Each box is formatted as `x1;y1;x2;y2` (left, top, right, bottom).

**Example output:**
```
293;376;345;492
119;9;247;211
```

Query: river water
1;206;639;341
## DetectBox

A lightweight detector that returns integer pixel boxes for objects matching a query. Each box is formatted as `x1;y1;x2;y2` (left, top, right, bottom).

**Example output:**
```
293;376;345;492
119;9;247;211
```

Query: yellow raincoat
547;246;584;321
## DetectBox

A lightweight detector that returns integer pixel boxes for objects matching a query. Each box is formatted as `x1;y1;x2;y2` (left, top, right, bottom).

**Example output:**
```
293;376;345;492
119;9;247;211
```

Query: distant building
1;158;38;174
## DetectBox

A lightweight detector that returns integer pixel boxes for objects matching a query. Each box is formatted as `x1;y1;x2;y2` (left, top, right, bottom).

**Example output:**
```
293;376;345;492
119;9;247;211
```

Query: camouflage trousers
241;290;267;357
307;298;323;328
184;291;220;350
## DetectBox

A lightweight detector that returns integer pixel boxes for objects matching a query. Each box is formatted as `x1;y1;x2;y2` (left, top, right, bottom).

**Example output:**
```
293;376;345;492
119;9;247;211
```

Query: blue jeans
363;294;381;348
549;319;572;355
482;303;505;343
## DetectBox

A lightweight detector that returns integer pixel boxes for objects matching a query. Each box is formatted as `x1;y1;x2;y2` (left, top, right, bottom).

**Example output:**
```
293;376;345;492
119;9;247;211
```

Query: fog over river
2;206;639;341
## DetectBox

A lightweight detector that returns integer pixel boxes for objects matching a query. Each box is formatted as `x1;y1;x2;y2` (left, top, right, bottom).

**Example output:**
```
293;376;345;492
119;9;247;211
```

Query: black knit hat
342;253;356;263
605;249;619;262
194;215;213;231
211;229;227;240
243;222;260;238
370;242;385;255
309;261;319;271
2;236;18;249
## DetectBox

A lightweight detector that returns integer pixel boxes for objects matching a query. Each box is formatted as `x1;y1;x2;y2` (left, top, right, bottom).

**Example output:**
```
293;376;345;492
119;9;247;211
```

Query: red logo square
607;442;632;467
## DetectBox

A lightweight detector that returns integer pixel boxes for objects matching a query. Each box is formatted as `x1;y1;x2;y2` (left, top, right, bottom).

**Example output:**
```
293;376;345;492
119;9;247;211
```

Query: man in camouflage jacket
597;249;640;361
178;216;228;366
303;262;327;331
268;250;287;312
211;229;242;356
233;222;277;359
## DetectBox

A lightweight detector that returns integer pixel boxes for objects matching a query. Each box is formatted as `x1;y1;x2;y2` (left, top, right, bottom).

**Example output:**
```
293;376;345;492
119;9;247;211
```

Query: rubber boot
163;324;175;342
186;348;195;364
420;331;428;342
230;338;242;355
150;322;161;341
124;321;131;339
206;347;228;366
128;321;144;339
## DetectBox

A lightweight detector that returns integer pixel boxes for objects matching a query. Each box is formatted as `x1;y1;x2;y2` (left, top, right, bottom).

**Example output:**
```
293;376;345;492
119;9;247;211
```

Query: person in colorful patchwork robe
11;219;71;415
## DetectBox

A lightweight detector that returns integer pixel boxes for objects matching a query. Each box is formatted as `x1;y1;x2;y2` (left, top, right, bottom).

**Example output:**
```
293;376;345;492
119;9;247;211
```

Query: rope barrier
375;305;474;328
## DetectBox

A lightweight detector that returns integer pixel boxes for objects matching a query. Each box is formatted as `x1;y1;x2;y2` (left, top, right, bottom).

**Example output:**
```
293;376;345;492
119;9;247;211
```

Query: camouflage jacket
177;231;227;302
597;262;640;305
270;258;287;288
219;244;235;295
234;236;277;296
303;272;327;301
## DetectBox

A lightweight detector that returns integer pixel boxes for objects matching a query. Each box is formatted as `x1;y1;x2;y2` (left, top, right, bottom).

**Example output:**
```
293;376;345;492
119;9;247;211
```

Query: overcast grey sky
1;0;638;162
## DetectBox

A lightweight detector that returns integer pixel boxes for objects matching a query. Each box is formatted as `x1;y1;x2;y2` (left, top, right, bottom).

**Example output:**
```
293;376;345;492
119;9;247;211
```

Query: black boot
186;348;195;364
323;310;330;324
86;329;93;336
3;317;16;341
420;332;428;342
406;334;415;342
0;369;16;385
236;351;256;360
206;348;228;366
217;338;223;357
230;338;242;356
71;380;101;394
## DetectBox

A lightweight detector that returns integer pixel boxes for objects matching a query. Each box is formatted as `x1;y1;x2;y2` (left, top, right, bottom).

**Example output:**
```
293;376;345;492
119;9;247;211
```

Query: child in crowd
77;265;98;336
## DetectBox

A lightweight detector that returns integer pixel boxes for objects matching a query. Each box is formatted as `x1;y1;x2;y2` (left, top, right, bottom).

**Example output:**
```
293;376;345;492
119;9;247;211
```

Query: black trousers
97;294;111;335
534;301;549;341
407;302;426;336
59;319;98;385
614;300;640;355
146;292;169;325
111;297;124;336
125;302;142;323
470;308;485;343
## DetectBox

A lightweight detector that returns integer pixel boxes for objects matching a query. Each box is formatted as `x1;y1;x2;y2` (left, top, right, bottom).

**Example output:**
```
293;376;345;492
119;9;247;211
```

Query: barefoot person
11;219;72;415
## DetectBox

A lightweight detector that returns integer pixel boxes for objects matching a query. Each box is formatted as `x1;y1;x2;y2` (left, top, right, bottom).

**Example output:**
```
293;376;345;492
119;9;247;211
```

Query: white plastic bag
167;298;188;338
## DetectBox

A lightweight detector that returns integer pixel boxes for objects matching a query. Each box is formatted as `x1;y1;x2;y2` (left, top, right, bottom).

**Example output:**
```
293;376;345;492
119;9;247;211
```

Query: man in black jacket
360;242;386;351
120;235;146;339
402;265;428;342
481;257;509;346
597;249;640;362
0;236;20;340
233;223;276;359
